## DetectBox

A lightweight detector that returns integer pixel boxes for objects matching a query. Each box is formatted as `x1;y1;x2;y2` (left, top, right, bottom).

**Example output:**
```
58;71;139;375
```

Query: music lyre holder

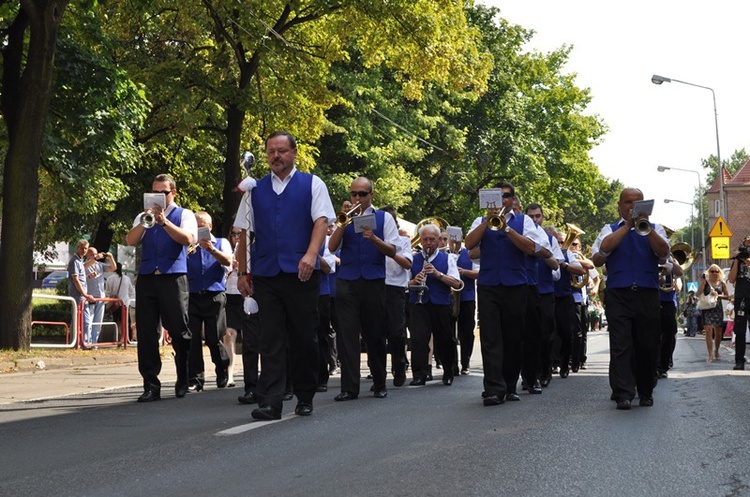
409;284;428;304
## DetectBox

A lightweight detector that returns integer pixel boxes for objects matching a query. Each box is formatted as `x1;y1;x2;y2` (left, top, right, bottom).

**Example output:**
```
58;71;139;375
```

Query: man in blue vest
186;211;232;392
328;177;400;401
464;182;549;406
234;131;335;420
592;187;669;410
126;174;198;402
408;223;463;386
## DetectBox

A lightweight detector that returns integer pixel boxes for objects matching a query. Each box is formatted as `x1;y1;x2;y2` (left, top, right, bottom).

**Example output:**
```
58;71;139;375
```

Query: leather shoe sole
137;390;160;403
251;405;282;420
294;403;313;416
373;390;387;398
334;392;358;401
616;399;631;410
506;393;521;401
238;391;258;404
483;395;505;407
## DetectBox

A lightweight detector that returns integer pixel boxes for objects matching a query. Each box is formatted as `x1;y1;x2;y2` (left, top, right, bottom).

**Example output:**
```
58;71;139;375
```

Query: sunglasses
571;243;580;247
230;232;241;237
710;270;719;273
152;189;173;195
350;191;371;197
501;192;514;199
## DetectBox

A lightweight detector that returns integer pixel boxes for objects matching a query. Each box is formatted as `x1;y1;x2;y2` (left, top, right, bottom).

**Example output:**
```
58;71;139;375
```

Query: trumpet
187;243;199;255
336;202;361;228
487;206;507;231
140;211;156;229
634;218;652;236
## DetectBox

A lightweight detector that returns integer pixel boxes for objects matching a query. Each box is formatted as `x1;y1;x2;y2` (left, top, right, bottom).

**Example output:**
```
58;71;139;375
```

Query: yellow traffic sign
708;216;733;237
712;237;731;259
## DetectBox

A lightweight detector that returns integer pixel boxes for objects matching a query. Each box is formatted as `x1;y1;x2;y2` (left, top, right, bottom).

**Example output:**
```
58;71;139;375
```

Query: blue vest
338;209;387;281
554;251;574;298
319;243;331;296
409;251;451;305
606;222;660;289
456;248;476;302
525;253;538;286
477;214;527;286
140;206;188;275
537;234;556;295
187;239;227;292
251;172;317;277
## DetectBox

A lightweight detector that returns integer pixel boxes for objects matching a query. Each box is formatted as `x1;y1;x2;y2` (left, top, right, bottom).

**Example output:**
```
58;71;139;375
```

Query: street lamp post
651;74;725;219
657;166;706;273
663;198;695;249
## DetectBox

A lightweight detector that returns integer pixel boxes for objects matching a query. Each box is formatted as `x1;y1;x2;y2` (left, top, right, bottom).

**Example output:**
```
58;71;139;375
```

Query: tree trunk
221;103;245;237
0;0;69;350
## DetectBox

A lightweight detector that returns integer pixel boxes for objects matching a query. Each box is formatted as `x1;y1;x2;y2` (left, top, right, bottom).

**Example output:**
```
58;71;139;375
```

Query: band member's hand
341;201;354;212
415;272;426;285
237;275;252;297
362;227;378;241
150;205;165;225
423;262;435;275
298;253;317;282
198;239;213;251
231;258;239;271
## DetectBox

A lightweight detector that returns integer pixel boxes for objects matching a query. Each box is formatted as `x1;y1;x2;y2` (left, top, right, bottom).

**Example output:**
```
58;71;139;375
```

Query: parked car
41;270;68;289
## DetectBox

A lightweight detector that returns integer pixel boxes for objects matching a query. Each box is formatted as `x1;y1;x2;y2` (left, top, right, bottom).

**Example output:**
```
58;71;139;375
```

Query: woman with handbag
697;264;729;363
104;262;135;342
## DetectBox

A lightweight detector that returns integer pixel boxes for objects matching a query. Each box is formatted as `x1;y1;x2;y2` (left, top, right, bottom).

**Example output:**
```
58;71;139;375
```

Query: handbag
697;293;718;310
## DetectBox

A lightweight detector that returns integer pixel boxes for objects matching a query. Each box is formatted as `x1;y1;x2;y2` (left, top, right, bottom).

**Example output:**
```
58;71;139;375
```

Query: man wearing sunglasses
464;182;550;407
328;177;400;401
126;173;198;402
233;131;335;420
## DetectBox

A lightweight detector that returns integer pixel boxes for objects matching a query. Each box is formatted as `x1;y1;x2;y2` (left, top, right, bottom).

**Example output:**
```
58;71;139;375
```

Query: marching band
127;132;680;414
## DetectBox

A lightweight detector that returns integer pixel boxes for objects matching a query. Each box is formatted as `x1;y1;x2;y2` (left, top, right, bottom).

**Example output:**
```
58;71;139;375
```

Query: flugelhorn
336;202;361;228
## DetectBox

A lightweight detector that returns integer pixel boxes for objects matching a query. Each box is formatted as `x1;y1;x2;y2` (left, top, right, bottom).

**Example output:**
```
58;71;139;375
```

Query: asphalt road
1;332;749;497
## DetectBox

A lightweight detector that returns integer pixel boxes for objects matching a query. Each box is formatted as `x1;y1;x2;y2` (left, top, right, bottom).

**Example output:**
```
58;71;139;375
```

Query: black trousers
409;302;457;379
477;284;527;396
658;300;678;373
572;300;586;368
135;273;191;391
335;278;387;394
522;285;541;385
554;295;575;373
735;295;750;364
385;285;408;378
241;312;260;394
188;291;227;385
537;293;556;380
252;272;320;410
317;294;333;386
605;287;660;402
456;300;476;370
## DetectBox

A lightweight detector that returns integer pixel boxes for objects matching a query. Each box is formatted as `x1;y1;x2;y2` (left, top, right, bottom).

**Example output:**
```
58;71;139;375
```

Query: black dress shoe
540;376;551;388
579;363;587;370
393;375;406;387
373;389;388;398
294;402;313;416
175;381;188;398
616;399;631;410
409;377;426;386
334;391;358;401
560;369;569;379
137;390;161;403
251;405;282;420
238;391;258;404
521;380;529;391
442;375;453;386
316;384;328;392
460;367;470;375
187;382;203;393
530;380;542;394
483;395;504;407
734;362;745;371
282;391;294;401
216;374;229;389
506;392;521;401
425;373;434;381
639;396;654;407
571;365;579;373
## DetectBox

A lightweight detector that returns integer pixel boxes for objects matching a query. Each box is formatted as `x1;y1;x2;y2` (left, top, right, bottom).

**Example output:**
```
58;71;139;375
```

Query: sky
481;0;750;231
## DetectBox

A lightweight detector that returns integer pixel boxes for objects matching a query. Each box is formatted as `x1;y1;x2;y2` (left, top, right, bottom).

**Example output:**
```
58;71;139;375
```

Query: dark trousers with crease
478;284;527;397
252;272;320;411
657;300;677;373
335;278;387;394
188;291;227;385
522;285;541;385
537;293;556;380
385;285;408;379
605;287;660;402
409;302;456;379
554;295;575;374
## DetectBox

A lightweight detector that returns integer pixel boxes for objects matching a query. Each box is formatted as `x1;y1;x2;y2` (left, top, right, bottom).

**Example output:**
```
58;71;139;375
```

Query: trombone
336;202;362;228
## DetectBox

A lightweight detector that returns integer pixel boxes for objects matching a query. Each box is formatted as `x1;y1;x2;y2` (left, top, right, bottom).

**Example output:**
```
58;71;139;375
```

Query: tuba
659;242;692;292
561;223;589;289
411;217;449;250
336;202;362;228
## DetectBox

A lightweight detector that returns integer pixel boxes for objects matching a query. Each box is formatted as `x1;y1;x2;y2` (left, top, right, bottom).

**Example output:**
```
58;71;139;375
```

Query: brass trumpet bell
487;207;507;231
411;216;449;250
140;211;156;229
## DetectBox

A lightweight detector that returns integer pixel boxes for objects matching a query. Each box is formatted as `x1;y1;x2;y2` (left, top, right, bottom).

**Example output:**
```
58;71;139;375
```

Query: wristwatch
504;225;511;233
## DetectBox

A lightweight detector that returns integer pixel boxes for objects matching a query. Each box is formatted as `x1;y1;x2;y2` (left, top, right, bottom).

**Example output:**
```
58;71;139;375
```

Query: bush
31;301;74;340
56;277;68;296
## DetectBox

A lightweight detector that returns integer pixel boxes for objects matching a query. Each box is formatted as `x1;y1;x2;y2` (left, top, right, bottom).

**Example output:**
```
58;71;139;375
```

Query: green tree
0;0;70;350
